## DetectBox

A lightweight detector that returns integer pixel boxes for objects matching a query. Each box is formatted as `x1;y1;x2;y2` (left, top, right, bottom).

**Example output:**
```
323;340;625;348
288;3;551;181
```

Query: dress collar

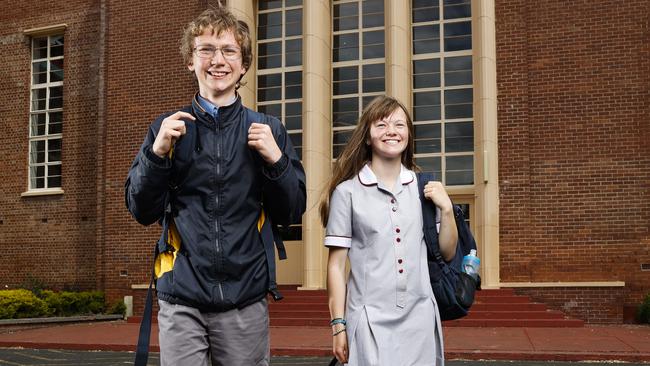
358;163;414;186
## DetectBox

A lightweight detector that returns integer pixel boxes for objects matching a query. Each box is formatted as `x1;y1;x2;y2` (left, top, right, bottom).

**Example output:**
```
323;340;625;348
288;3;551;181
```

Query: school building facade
0;0;648;324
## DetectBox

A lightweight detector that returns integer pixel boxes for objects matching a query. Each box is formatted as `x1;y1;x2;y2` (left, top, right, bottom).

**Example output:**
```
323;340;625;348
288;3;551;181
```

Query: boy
125;7;306;366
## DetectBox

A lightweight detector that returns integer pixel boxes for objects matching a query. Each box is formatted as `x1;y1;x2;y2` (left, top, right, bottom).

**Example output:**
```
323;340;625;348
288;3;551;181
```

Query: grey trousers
157;298;270;366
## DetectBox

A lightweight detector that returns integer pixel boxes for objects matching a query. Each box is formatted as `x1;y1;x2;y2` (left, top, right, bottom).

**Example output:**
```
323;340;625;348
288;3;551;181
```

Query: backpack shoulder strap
248;107;287;301
416;172;446;264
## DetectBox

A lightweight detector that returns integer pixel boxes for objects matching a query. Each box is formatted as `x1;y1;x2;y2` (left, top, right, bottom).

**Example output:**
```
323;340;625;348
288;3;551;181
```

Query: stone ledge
0;314;123;326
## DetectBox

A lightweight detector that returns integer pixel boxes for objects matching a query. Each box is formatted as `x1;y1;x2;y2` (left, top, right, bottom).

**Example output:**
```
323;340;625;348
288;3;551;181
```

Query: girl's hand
332;330;348;364
423;181;453;213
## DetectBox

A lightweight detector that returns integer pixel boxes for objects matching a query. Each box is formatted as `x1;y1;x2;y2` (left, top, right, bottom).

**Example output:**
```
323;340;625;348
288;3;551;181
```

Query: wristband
332;327;347;336
329;318;346;326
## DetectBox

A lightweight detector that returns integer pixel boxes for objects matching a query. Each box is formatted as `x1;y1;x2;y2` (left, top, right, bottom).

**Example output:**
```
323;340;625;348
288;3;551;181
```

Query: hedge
638;292;650;324
0;289;118;319
0;289;51;319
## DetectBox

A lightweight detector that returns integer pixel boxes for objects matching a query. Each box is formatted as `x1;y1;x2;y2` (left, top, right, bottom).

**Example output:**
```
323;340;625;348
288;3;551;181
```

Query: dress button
392;207;397;212
395;228;400;233
398;269;404;273
391;198;396;204
396;238;401;243
398;259;403;264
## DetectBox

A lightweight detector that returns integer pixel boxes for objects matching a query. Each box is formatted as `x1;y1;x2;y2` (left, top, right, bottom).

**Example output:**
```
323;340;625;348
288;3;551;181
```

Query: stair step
270;318;330;327
276;290;327;297
474;289;516;296
127;288;585;328
471;303;548;311
474;295;531;303
269;303;329;311
272;296;329;303
443;318;585;327
464;310;565;320
270;310;330;318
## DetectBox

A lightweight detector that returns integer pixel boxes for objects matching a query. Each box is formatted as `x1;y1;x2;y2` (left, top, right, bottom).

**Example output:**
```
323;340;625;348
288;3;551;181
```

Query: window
28;35;64;191
412;0;473;186
257;0;303;240
332;0;385;158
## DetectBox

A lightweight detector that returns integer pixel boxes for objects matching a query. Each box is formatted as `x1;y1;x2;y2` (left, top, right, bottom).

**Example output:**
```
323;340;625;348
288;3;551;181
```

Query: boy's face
188;29;246;102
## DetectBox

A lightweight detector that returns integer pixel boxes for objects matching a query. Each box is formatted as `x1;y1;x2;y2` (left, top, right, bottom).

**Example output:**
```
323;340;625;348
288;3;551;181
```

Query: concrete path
0;321;649;362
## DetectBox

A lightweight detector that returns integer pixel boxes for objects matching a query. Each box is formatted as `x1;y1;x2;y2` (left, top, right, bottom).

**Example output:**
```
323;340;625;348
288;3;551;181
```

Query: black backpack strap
416;173;449;269
134;194;172;365
134;252;156;366
260;213;284;301
249;108;289;301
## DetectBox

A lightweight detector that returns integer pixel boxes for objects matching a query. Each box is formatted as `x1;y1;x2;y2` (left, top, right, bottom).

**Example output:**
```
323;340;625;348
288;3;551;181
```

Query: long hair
319;96;417;227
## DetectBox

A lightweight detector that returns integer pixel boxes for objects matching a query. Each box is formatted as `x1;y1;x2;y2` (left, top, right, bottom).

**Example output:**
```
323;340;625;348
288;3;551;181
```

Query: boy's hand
423;181;453;213
248;122;282;164
152;111;195;158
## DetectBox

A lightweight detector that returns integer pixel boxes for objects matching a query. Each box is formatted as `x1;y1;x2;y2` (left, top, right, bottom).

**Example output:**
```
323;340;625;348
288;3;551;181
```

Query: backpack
133;109;287;366
416;172;481;321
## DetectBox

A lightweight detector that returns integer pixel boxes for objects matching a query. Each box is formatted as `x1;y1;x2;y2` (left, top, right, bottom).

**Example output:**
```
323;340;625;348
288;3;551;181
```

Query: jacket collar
191;92;243;127
358;163;414;186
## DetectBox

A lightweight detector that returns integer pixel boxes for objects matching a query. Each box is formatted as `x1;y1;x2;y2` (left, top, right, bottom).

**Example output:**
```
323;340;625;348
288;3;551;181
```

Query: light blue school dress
325;164;444;366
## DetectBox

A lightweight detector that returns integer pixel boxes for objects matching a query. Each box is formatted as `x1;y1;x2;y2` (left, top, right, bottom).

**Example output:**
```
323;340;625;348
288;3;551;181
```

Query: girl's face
367;107;409;161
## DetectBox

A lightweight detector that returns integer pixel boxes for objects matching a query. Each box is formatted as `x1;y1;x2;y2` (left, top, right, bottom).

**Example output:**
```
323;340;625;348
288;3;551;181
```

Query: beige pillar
228;0;256;107
385;0;412;110
472;0;500;288
300;0;332;290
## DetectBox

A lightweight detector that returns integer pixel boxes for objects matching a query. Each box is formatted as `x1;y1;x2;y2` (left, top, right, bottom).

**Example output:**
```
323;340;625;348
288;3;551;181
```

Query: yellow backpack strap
153;144;181;279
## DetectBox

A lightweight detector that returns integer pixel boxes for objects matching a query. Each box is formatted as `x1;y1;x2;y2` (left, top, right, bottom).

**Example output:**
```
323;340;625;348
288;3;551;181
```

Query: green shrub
18;275;47;298
41;290;106;316
0;289;51;319
108;300;127;316
637;293;650;324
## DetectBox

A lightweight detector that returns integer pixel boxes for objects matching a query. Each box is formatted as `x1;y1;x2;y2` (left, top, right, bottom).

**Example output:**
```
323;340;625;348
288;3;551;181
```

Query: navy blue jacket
125;94;306;311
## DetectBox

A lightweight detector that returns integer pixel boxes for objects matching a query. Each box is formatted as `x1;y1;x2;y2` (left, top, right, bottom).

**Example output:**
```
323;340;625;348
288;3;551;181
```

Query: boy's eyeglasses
194;46;241;60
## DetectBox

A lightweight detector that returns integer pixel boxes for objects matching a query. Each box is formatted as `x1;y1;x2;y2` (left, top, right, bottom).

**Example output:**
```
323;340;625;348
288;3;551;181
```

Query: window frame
332;0;386;159
411;0;474;190
256;0;304;241
23;32;65;196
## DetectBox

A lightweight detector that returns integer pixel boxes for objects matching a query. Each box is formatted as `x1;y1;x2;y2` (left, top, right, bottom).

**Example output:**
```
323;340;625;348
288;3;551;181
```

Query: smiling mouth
208;70;229;78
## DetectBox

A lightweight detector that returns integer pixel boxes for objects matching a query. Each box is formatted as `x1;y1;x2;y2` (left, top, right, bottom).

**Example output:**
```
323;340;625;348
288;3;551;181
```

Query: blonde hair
319;96;417;226
180;7;252;86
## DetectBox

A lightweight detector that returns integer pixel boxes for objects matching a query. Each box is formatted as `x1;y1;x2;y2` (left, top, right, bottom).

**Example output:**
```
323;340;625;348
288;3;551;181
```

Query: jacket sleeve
261;116;306;226
124;117;173;226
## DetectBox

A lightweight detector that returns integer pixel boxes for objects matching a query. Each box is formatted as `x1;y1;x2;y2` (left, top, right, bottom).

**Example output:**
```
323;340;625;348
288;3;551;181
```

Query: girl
320;96;458;365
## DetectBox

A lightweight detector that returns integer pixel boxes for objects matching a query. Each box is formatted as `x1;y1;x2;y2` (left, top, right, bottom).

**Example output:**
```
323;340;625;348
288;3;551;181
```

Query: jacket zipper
215;118;224;302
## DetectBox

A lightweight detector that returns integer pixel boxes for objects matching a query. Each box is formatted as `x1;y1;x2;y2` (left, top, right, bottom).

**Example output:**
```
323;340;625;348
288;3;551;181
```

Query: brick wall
0;0;102;290
496;0;650;322
514;287;627;324
101;0;209;306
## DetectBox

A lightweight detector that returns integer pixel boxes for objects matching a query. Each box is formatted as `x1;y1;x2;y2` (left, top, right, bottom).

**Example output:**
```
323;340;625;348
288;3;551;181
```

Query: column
385;0;412;110
472;0;500;288
300;0;332;290
228;0;256;107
